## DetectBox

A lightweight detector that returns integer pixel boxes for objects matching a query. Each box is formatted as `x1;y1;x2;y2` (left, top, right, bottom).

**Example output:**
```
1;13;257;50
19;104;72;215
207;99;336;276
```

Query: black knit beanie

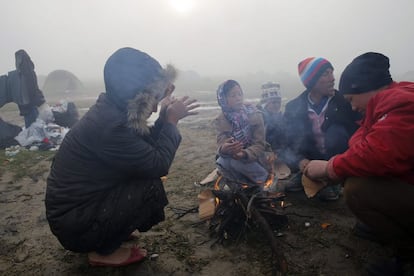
339;52;393;95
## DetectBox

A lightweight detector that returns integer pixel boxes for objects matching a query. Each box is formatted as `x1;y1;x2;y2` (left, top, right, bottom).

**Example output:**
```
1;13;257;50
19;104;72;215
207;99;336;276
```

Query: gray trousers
216;156;268;185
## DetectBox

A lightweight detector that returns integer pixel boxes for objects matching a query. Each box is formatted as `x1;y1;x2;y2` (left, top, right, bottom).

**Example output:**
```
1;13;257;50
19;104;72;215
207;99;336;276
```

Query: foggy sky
1;0;413;81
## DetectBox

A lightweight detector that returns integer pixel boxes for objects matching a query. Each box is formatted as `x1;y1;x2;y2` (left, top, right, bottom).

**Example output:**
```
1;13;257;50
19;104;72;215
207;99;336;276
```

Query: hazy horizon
1;0;413;82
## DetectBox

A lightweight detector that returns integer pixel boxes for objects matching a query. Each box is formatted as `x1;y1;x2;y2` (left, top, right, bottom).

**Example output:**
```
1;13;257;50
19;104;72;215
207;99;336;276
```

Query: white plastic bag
37;103;54;123
14;119;47;146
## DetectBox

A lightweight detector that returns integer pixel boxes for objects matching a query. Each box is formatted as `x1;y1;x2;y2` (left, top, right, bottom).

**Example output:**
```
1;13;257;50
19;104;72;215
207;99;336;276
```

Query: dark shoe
366;257;414;276
317;185;339;201
284;173;304;192
352;221;384;244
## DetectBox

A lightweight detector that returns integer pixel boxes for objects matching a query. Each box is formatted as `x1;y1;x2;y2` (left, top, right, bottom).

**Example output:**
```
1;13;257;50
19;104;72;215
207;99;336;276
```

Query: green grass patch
0;149;56;181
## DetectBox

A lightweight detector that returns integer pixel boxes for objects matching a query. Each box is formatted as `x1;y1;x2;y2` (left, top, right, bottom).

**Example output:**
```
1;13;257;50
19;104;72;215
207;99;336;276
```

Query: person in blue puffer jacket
45;47;198;267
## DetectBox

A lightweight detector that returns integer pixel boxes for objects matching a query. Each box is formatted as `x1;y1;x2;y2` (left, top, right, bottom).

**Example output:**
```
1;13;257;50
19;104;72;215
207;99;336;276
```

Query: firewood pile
201;176;289;274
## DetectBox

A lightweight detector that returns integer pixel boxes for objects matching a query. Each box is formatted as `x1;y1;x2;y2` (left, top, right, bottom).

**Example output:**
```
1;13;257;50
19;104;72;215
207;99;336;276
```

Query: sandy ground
0;104;392;276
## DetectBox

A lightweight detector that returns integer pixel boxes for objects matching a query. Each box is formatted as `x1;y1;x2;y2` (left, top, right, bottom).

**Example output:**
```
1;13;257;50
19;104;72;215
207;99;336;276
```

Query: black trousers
49;179;168;255
344;176;414;257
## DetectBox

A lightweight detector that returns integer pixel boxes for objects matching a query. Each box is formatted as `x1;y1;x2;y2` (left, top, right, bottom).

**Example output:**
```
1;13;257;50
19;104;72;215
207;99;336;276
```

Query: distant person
305;52;414;275
7;50;46;127
214;80;274;188
45;47;199;267
257;82;286;157
257;82;292;181
283;57;360;200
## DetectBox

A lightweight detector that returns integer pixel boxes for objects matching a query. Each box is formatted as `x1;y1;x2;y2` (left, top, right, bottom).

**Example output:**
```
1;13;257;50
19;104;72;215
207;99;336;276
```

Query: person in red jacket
304;52;414;275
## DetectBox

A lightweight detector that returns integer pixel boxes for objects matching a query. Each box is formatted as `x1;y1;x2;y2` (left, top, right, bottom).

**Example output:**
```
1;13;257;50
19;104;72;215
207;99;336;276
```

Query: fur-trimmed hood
104;47;177;135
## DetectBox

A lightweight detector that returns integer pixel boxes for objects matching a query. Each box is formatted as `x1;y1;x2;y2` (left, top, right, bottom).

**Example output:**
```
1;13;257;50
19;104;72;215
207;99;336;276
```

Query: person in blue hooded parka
45;47;199;266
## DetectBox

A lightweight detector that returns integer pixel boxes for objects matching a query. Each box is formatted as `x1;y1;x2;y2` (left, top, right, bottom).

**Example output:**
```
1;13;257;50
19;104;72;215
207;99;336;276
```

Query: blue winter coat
45;48;180;254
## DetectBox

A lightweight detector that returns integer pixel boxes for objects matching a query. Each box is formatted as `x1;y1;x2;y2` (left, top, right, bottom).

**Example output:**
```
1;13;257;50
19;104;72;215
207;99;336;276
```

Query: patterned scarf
217;80;256;147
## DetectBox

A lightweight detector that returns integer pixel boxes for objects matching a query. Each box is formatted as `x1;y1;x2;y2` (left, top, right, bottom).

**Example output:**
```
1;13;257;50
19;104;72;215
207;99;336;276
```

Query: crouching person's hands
166;96;199;125
298;158;310;173
303;160;328;181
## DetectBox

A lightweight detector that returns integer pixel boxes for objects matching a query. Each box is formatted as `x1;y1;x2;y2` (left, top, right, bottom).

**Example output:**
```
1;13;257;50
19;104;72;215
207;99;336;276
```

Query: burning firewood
204;176;289;274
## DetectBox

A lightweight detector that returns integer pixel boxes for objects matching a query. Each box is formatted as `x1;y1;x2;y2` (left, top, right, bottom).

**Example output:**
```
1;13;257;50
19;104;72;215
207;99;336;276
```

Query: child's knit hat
260;82;281;104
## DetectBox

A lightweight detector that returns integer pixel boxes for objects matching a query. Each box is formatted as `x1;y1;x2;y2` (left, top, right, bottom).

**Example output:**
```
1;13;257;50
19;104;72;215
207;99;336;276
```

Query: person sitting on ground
257;82;286;157
257;82;291;181
214;79;274;189
45;47;199;267
283;57;360;201
304;52;414;276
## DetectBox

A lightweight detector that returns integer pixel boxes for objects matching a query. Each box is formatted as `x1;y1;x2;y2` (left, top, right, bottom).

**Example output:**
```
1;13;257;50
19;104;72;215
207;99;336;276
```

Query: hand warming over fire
166;96;199;125
232;150;246;160
298;158;310;172
303;160;329;181
220;138;243;156
159;95;174;119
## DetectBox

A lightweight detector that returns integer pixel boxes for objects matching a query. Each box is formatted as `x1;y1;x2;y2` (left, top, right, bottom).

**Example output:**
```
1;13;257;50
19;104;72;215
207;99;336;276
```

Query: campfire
200;173;289;274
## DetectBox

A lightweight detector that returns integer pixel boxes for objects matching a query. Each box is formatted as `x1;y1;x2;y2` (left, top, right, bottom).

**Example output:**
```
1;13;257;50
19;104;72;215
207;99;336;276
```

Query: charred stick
237;191;288;274
283;212;314;219
170;206;199;219
255;207;285;216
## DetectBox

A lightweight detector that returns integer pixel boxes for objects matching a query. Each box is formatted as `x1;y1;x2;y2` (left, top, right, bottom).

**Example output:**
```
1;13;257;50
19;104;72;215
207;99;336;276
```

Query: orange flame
213;176;222;205
263;173;275;190
214;175;222;190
